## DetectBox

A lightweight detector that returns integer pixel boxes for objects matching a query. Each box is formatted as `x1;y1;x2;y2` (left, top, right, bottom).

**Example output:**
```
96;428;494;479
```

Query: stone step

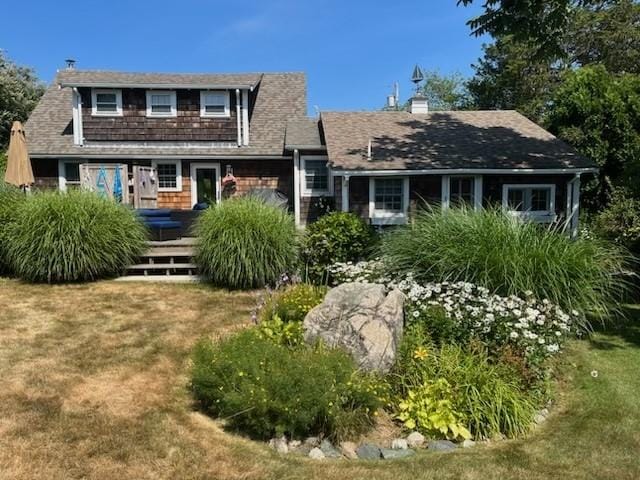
127;262;197;271
147;237;197;248
143;248;195;258
115;274;202;283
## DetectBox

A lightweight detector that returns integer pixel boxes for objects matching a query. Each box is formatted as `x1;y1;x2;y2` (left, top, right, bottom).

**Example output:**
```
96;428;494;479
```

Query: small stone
380;448;416;460
356;443;382;460
289;440;302;449
339;441;358;460
428;440;457;452
461;439;476;448
391;438;409;450
320;439;342;458
308;447;325;460
406;431;425;448
268;436;288;454
534;413;546;425
304;436;320;447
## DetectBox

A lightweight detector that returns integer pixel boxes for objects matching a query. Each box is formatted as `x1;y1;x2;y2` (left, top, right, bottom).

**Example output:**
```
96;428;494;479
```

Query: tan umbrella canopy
4;121;34;189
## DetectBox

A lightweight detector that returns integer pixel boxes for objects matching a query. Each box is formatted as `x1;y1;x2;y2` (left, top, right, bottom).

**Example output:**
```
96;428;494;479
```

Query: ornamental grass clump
5;190;147;283
194;197;298;289
0;183;25;274
379;207;630;320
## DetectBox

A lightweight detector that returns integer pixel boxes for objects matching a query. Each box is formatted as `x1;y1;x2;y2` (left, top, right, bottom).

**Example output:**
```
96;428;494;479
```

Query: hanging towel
96;166;110;198
113;165;123;203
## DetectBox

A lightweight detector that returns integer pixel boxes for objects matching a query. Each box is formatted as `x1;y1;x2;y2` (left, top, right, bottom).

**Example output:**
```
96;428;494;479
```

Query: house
25;64;596;235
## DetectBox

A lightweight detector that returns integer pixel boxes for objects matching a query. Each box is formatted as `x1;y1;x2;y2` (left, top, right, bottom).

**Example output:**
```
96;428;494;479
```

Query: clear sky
1;0;487;113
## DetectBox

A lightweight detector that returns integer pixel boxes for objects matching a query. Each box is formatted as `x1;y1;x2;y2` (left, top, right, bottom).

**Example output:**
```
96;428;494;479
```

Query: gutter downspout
72;87;84;146
567;173;581;239
235;89;242;147
293;149;301;227
242;89;249;146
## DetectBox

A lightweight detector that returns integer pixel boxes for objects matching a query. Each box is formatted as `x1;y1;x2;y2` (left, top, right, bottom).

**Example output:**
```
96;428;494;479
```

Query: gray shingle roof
57;70;263;89
321;110;596;171
285;118;325;149
25;71;306;157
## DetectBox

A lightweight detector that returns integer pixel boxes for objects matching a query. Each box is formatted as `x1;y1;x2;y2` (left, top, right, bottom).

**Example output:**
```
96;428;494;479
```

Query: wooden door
133;166;158;209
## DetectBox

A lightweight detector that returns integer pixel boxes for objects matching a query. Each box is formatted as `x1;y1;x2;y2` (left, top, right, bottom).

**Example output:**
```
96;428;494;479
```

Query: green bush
191;329;386;440
379;207;629;318
259;283;327;324
0;183;25;274
302;211;376;283
194;197;298;289
393;325;537;440
5;190;147;283
592;191;640;254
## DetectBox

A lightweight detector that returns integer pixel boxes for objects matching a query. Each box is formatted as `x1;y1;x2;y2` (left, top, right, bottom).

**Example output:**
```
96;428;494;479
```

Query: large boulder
303;283;404;373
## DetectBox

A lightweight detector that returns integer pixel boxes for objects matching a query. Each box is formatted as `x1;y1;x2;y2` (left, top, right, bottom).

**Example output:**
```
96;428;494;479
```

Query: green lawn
0;279;638;479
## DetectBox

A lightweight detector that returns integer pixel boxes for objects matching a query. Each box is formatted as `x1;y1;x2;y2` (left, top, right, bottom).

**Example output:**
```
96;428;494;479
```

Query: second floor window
200;91;230;117
146;91;177;117
91;89;122;116
301;157;330;196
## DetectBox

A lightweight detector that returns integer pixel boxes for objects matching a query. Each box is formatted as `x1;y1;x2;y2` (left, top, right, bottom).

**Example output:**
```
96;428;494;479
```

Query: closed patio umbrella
4;121;34;190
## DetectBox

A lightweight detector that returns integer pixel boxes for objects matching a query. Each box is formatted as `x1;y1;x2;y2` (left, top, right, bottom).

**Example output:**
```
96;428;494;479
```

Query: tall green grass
194;197;298;289
380;207;630;319
0;183;25;274
5;190;147;283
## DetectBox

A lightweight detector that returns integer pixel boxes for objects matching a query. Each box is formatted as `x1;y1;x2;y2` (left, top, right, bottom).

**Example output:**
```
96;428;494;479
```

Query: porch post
341;175;350;213
293;149;301;227
569;174;581;238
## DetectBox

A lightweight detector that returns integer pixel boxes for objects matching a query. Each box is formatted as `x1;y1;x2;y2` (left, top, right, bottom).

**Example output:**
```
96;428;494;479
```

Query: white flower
591;370;598;378
510;332;519;339
412;311;420;318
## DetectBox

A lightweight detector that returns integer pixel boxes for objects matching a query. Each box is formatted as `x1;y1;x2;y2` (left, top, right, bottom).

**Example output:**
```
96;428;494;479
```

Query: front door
190;163;221;208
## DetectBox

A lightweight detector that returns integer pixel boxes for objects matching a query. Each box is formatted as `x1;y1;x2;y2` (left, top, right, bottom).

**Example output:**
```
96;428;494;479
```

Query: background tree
0;50;44;150
416;70;473;111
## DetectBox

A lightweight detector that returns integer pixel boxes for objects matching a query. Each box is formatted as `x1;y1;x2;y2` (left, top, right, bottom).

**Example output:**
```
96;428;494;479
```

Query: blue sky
1;0;487;112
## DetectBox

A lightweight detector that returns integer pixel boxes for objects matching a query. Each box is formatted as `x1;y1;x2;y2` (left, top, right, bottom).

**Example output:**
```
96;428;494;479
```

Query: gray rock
303;283;404;373
304;436;320;447
308;447;325;460
380;448;416;460
461;439;476;448
339;441;358;460
428;440;457;452
320;439;342;458
289;440;302;449
356;443;382;460
391;438;409;450
268;436;288;454
406;431;426;448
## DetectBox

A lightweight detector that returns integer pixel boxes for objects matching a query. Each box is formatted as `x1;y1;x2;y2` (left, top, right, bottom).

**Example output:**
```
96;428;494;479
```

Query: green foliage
194;197;298;289
191;329;385;440
5;190;147;283
257;314;305;348
302;212;376;283
0;182;25;273
393;326;537;440
592;190;640;254
413;69;472;111
397;378;472;440
0;52;45;148
379;207;629;319
259;283;328;324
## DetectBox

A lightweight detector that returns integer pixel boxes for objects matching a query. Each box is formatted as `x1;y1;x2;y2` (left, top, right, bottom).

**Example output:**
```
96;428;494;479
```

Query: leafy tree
417;70;473;111
0;51;44;149
467;36;563;122
545;65;640;210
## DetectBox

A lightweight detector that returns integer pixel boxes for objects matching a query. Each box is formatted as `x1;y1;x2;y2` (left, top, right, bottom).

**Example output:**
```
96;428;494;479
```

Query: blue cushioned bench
137;209;182;241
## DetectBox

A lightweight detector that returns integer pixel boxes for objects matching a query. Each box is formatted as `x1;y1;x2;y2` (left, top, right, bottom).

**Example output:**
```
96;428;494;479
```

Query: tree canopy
416;70;472;111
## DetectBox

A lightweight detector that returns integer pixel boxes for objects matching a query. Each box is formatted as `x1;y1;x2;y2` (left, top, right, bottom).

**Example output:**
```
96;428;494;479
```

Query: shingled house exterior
25;68;596;235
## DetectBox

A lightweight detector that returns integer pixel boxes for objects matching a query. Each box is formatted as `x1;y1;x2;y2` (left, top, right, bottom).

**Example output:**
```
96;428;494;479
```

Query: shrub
302;211;376;283
592;191;640;254
0;183;25;274
393;327;537;440
379;207;629;319
191;329;385;440
194;197;298;289
258;283;328;324
5;190;147;283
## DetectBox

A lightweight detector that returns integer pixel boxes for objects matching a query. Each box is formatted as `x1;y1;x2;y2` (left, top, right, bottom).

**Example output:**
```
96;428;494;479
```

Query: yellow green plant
258;314;304;348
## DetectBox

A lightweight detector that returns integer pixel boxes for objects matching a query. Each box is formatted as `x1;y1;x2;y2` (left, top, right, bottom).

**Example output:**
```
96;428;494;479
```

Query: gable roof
321;110;596;171
25;70;307;157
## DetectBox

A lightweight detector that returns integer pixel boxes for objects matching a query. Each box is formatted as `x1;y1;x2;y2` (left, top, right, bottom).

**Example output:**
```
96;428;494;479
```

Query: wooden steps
123;237;200;280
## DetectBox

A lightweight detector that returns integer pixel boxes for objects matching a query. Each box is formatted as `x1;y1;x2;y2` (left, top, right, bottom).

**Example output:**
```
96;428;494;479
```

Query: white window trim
502;184;557;222
369;177;410;225
441;175;483;210
200;90;230;118
91;89;123;116
190;162;221;209
300;155;332;197
151;159;182;192
58;159;83;192
146;90;177;117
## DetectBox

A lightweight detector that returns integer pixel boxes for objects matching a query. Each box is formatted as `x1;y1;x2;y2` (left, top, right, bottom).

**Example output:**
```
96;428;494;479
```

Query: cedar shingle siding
80;88;239;142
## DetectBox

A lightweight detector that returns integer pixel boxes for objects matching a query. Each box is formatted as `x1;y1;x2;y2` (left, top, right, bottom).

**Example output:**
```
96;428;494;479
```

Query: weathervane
411;64;424;95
